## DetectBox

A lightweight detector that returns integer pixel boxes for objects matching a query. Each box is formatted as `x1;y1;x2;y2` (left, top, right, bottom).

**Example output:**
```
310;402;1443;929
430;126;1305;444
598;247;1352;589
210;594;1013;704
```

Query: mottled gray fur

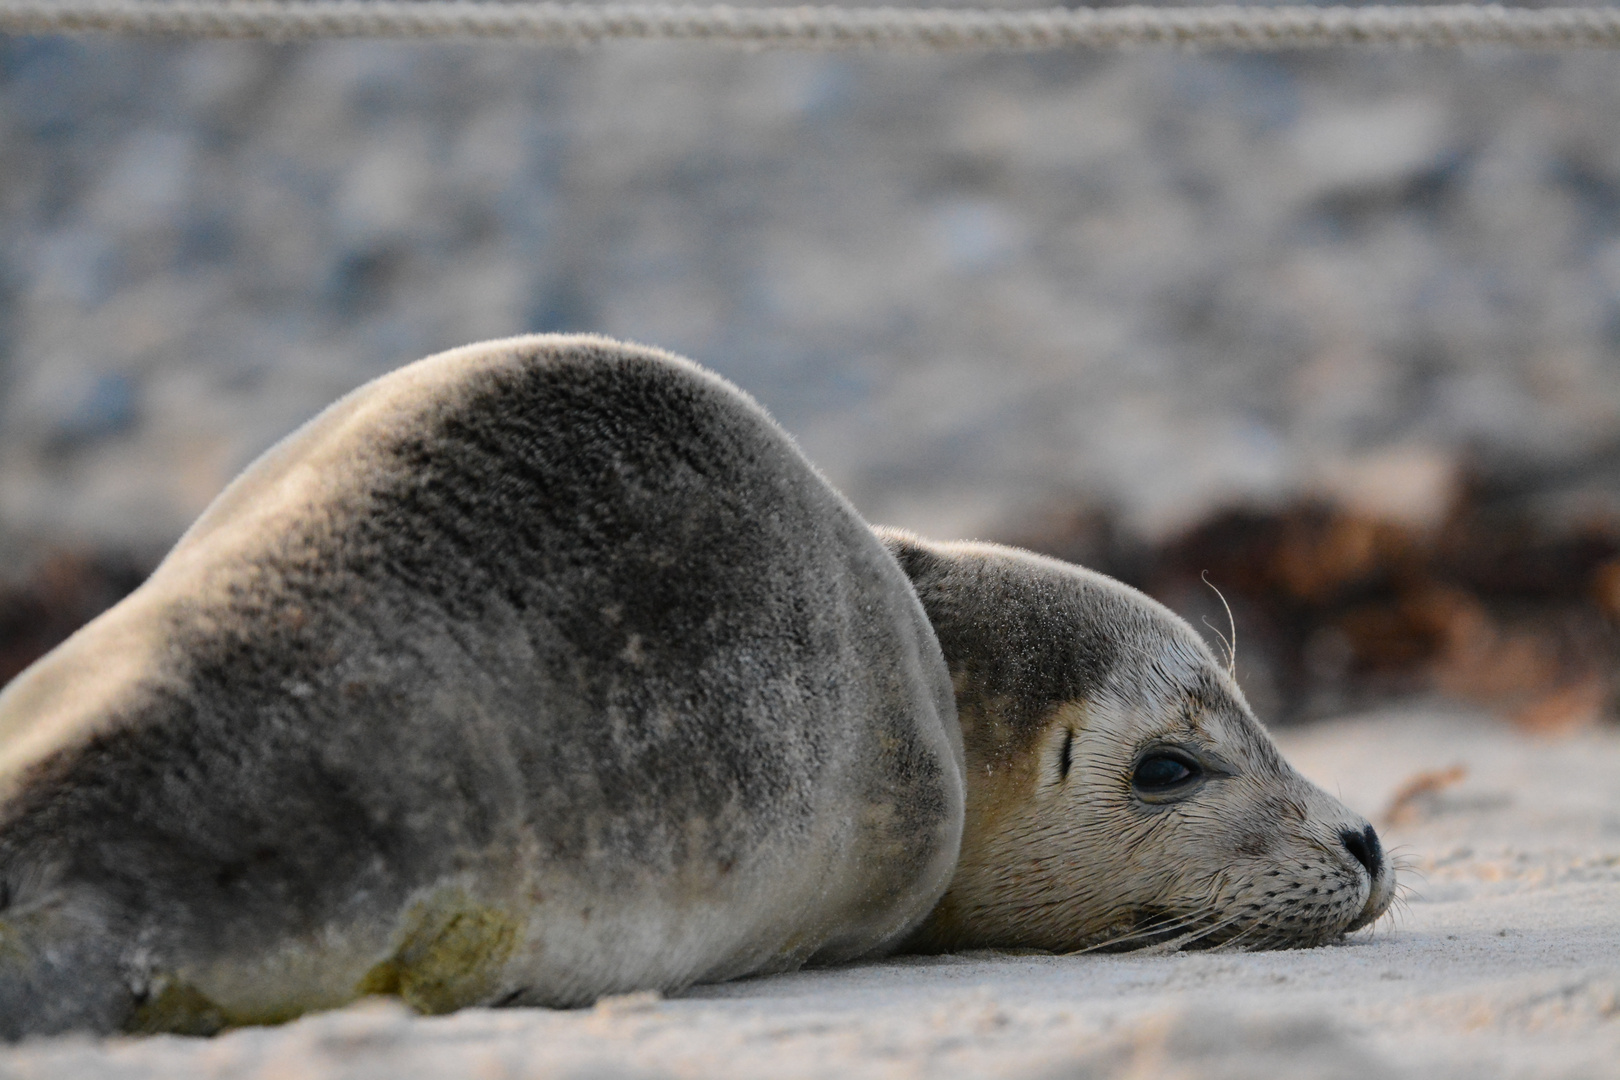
0;335;963;1038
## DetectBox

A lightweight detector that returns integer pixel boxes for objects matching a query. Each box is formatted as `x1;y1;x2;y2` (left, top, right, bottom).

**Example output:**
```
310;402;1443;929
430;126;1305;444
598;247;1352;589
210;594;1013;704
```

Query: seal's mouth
1343;866;1396;934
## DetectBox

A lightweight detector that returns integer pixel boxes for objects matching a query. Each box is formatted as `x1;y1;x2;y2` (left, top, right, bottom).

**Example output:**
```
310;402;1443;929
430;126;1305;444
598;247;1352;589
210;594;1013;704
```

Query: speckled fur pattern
876;531;1395;955
0;335;963;1039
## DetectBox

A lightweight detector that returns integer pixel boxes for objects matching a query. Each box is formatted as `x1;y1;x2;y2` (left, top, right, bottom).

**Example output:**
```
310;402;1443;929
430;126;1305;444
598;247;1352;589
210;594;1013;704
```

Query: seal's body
877;532;1394;955
0;335;963;1038
0;334;1395;1040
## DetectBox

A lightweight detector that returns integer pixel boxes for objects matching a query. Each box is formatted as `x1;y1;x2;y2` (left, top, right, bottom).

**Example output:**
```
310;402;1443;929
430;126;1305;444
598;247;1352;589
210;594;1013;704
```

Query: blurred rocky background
3;6;1620;722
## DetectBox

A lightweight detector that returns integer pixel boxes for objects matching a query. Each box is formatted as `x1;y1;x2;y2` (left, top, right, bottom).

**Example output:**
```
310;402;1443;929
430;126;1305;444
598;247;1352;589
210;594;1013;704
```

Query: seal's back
0;334;963;1036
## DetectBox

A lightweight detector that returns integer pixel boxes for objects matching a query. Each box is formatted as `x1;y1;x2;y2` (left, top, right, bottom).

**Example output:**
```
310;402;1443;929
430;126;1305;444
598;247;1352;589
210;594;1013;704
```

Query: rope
1;0;1618;50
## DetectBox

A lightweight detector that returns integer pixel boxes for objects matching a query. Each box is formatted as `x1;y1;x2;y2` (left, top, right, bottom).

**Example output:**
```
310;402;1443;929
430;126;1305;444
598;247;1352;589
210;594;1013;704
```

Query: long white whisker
1207;917;1267;952
1067;908;1253;956
1063;910;1214;955
1164;911;1250;953
1201;570;1238;677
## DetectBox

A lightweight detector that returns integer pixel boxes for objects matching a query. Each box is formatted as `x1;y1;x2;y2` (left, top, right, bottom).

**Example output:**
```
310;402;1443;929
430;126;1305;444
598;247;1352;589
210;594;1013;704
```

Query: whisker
1076;907;1255;957
1207;922;1264;953
1180;912;1258;953
1064;921;1195;956
1136;912;1247;955
1063;910;1215;955
1199;570;1238;677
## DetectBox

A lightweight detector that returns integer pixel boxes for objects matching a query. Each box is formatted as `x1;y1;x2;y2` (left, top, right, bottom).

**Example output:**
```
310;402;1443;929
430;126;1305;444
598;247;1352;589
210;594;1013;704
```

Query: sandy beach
0;704;1614;1079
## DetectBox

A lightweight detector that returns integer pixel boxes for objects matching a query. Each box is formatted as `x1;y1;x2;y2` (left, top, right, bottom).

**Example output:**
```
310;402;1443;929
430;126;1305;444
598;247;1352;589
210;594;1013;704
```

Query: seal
0;333;1395;1039
875;529;1395;955
0;334;964;1038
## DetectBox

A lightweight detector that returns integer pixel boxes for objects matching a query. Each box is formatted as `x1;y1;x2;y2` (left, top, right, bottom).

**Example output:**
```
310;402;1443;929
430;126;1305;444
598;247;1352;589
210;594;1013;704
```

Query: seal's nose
1339;825;1383;880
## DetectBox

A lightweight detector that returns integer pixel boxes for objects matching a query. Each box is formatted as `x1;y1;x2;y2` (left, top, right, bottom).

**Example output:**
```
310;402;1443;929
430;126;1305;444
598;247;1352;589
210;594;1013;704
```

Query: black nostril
1340;825;1383;880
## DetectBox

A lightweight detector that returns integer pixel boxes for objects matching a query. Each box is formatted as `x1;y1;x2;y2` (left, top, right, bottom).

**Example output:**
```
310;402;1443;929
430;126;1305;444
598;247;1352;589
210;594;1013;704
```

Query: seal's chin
1343;868;1396;934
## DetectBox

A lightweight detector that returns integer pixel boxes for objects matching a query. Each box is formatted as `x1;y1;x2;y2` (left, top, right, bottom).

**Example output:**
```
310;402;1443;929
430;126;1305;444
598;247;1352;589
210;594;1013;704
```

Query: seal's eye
1132;751;1203;795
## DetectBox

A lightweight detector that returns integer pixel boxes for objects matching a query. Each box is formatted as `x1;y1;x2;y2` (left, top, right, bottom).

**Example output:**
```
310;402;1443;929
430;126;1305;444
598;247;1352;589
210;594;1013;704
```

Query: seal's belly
135;812;909;1029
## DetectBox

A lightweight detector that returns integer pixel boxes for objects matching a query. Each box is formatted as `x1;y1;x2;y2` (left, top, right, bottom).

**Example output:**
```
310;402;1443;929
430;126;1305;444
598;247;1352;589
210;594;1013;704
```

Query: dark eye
1132;752;1203;794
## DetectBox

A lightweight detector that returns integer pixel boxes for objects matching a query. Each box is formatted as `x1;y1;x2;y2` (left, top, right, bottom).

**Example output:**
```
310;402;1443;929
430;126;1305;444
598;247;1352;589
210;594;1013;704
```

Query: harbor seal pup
876;530;1395;954
0;332;1393;1039
0;334;964;1038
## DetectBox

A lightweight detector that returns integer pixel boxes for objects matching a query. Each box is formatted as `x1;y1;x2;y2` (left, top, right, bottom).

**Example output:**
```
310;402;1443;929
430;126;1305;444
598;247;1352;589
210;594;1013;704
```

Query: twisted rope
0;0;1617;49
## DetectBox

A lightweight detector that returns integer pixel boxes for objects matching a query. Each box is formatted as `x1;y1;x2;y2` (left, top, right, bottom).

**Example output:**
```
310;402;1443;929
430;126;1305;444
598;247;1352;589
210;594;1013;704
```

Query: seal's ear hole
1058;729;1074;784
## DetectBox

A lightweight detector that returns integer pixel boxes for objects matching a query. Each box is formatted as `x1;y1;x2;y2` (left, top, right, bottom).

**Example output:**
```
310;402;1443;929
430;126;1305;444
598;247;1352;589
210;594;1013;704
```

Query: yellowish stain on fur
119;894;521;1033
356;896;519;1015
124;974;342;1035
124;981;228;1036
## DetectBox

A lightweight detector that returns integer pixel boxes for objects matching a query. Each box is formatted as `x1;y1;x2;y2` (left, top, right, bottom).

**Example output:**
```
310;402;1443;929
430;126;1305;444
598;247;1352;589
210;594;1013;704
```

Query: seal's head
878;529;1394;954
